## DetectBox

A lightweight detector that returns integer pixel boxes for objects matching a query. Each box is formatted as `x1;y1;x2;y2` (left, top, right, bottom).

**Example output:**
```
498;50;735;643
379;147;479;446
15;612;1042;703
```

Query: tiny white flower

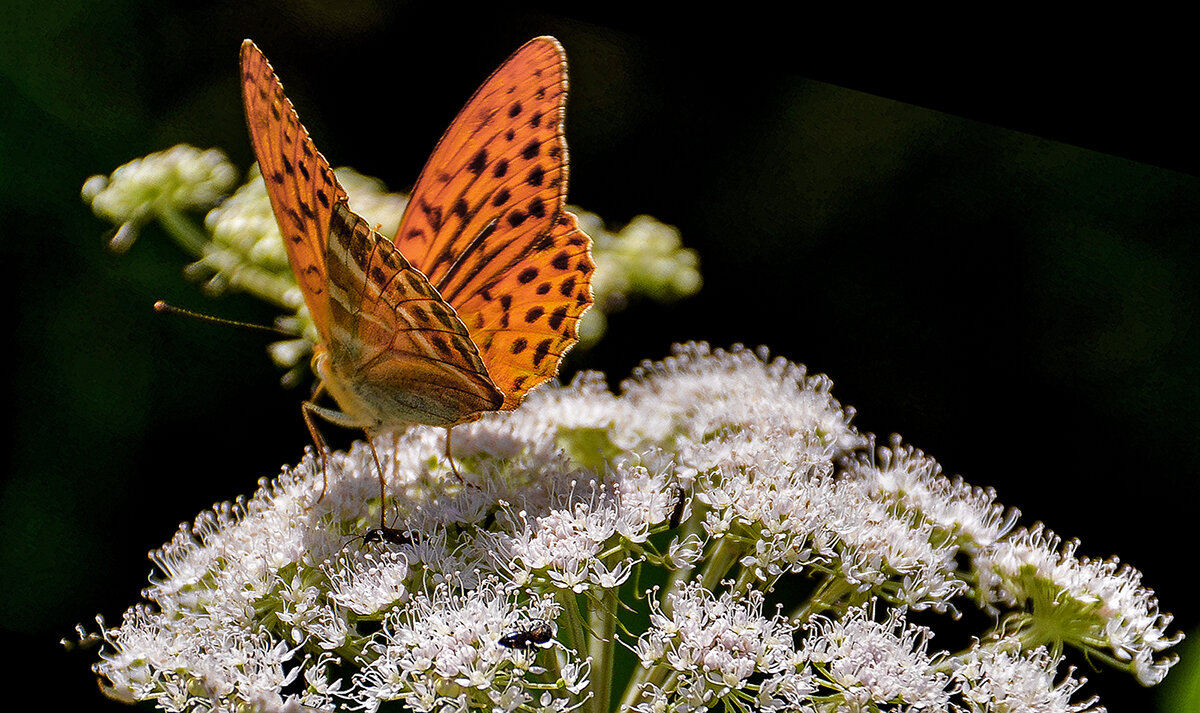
955;638;1102;713
634;582;799;709
803;603;951;710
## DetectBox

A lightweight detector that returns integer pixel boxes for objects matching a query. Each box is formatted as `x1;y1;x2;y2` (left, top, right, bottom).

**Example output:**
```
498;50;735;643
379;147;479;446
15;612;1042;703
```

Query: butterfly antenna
153;301;289;336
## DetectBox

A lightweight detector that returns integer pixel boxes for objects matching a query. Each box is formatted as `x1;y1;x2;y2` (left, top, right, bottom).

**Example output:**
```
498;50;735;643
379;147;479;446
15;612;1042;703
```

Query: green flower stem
154;204;211;256
585;585;618;713
657;553;693;620
617;659;651;712
558;590;590;676
730;557;760;594
698;534;744;592
621;665;679;713
790;576;856;624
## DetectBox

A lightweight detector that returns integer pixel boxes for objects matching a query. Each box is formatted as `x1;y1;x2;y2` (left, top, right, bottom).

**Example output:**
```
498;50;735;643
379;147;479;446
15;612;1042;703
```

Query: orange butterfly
240;38;593;484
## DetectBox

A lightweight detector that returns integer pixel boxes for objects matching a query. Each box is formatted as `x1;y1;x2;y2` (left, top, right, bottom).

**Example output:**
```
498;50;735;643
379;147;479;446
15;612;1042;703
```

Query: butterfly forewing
452;212;593;409
396;38;567;287
323;204;502;427
241;40;346;342
394;36;594;409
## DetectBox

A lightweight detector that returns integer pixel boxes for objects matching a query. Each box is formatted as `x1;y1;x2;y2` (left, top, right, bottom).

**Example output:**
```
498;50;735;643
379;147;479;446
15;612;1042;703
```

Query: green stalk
588;585;618;713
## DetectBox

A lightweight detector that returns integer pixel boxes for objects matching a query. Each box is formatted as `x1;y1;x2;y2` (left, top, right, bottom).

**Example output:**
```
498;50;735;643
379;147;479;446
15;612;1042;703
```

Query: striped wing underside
323;204;502;426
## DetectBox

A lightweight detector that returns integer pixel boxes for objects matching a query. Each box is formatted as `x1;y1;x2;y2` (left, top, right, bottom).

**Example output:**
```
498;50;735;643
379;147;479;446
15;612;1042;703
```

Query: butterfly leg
302;397;366;503
302;398;397;533
300;400;334;504
445;426;464;483
358;432;417;545
363;430;390;531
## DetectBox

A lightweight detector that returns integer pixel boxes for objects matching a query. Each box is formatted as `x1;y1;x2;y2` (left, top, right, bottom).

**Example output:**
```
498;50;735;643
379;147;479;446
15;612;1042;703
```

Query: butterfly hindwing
452;212;594;409
323;203;502;427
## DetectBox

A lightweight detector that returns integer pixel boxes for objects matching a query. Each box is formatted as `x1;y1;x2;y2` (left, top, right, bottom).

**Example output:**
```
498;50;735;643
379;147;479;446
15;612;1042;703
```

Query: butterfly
240;38;594;492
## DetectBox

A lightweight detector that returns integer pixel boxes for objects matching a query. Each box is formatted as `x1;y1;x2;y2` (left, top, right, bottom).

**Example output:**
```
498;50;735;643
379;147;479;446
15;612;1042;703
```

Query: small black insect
668;485;689;529
361;527;415;547
339;526;415;555
498;620;554;650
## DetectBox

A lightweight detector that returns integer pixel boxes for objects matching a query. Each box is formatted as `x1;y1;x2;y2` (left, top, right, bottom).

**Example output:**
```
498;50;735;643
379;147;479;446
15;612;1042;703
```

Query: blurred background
3;4;1197;711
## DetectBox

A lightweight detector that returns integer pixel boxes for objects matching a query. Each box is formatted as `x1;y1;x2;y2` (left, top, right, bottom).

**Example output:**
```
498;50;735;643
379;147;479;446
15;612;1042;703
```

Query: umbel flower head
74;344;1180;713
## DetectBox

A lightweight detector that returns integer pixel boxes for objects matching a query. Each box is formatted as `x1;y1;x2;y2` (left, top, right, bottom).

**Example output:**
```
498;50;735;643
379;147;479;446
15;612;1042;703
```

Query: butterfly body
240;37;593;435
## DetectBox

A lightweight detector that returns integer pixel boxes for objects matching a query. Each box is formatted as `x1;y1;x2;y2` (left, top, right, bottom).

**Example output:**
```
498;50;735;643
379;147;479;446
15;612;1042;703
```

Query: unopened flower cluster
81;144;699;377
76;344;1180;713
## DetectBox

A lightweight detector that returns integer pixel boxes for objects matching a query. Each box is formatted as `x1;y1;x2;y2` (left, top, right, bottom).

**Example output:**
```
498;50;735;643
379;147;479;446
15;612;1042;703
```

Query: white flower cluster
632;583;808;713
954;639;1102;713
974;523;1182;686
78;344;1179;713
804;604;950;709
81;145;238;252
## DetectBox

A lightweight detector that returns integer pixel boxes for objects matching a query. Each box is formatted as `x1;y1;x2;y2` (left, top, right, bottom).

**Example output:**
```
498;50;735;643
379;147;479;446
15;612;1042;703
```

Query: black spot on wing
468;149;488;174
548;306;568;330
532;339;552;367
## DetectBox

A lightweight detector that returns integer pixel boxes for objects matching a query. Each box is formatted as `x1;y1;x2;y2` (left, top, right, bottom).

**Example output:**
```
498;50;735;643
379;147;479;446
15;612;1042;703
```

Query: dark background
3;4;1197;712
